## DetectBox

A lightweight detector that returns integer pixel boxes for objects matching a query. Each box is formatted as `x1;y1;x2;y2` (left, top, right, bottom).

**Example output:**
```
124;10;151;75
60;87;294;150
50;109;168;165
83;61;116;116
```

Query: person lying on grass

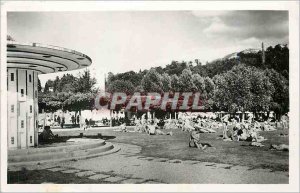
148;120;173;136
134;119;148;133
261;121;276;131
235;123;267;142
182;118;196;132
189;128;214;150
194;119;216;133
120;123;128;132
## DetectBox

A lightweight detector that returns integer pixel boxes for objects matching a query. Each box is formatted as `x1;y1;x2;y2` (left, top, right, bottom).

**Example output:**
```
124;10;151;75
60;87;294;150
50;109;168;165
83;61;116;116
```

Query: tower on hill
262;42;265;64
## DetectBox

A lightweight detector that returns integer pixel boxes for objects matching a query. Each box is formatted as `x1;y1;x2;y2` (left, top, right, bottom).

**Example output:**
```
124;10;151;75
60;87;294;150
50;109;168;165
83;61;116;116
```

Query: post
110;110;112;127
43;109;46;129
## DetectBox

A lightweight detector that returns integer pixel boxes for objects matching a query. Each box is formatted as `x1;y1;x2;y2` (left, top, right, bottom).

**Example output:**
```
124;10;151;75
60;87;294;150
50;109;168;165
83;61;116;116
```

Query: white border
1;1;299;192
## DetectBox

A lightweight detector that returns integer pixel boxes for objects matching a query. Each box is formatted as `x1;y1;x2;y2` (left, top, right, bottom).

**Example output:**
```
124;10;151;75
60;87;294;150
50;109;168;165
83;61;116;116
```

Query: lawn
53;127;289;172
7;168;112;184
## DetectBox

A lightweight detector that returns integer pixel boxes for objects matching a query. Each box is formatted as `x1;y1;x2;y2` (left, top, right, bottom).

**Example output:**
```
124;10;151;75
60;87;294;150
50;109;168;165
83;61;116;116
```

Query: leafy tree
141;68;163;93
164;61;188;76
53;76;60;92
107;80;135;95
264;68;289;118
39;70;98;114
161;73;171;92
192;74;205;93
249;68;274;112
265;44;289;74
63;92;95;112
204;76;215;98
178;68;196;92
44;82;50;93
73;70;97;93
38;78;42;92
213;74;229;111
170;74;180;92
213;64;274;112
134;85;145;93
38;92;71;113
110;71;143;87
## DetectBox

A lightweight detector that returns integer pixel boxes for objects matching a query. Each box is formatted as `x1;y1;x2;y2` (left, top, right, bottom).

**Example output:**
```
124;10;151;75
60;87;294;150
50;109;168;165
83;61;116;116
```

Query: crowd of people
114;112;289;150
39;110;289;150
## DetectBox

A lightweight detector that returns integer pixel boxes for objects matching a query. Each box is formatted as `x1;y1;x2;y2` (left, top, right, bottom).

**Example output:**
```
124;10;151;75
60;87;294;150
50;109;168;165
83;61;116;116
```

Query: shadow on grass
38;134;116;146
7;168;113;184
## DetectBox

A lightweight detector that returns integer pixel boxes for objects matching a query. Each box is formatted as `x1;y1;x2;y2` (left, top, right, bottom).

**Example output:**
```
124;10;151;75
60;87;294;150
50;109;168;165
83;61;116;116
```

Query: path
8;143;288;184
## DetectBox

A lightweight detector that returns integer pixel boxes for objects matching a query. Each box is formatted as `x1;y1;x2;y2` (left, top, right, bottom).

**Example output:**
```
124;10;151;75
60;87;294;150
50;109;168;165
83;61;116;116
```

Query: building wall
7;68;38;149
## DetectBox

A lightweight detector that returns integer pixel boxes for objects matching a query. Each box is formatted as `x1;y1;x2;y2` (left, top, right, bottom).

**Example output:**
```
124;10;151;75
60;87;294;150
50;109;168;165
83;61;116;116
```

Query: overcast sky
8;11;288;88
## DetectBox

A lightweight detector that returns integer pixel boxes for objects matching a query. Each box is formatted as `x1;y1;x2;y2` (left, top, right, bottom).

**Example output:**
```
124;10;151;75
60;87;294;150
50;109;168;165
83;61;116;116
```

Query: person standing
85;118;89;130
71;115;75;127
57;116;61;125
221;114;230;139
61;116;65;129
89;118;92;128
77;114;80;125
80;116;86;130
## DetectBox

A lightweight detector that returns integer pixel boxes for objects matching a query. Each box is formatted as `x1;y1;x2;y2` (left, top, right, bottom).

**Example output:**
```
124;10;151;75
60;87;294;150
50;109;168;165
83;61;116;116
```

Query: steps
8;139;120;166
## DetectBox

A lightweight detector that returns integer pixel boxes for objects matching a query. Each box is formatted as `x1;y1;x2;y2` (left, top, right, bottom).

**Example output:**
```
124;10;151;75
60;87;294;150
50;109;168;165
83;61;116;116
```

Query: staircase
8;139;120;166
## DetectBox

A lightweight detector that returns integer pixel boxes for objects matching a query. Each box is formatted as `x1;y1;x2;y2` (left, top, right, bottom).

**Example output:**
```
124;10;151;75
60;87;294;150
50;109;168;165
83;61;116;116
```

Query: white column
7;68;18;149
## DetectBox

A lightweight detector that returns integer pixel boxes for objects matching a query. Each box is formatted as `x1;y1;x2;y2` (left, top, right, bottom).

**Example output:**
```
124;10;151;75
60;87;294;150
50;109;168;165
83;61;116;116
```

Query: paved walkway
8;143;288;184
51;126;135;132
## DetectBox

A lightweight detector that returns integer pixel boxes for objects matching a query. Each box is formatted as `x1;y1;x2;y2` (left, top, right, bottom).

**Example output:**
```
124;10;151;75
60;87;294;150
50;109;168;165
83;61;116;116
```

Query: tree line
40;44;289;119
106;44;289;117
39;70;97;114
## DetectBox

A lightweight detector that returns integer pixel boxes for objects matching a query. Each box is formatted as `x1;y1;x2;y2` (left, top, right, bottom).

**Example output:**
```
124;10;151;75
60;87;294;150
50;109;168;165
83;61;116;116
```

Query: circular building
7;41;92;149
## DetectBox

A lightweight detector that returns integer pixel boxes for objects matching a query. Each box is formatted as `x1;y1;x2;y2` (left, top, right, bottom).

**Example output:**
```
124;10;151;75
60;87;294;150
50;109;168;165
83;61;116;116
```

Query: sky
7;11;288;88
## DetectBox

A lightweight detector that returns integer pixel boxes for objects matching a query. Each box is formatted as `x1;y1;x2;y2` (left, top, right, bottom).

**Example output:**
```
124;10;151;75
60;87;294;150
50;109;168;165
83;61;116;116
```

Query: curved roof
7;41;92;74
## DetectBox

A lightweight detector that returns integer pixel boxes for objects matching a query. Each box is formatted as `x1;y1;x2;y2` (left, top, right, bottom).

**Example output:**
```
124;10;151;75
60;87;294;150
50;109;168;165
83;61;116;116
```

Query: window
11;137;14;144
21;89;24;97
30;136;32;143
11;105;14;113
21;120;24;128
29;74;32;82
30;105;32;113
10;73;14;81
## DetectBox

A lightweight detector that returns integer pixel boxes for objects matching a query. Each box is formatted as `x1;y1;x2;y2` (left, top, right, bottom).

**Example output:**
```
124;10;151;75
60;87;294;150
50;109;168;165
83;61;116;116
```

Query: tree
213;64;274;112
204;76;215;98
107;72;114;83
38;78;42;92
161;73;171;92
264;68;289;118
38;92;71;113
107;80;135;95
141;68;163;93
73;70;97;93
249;68;274;112
44;82;50;93
170;74;180;92
63;92;95;112
53;76;60;92
178;68;196;92
164;61;188;76
192;74;205;93
213;74;229;111
265;44;289;74
110;71;143;87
